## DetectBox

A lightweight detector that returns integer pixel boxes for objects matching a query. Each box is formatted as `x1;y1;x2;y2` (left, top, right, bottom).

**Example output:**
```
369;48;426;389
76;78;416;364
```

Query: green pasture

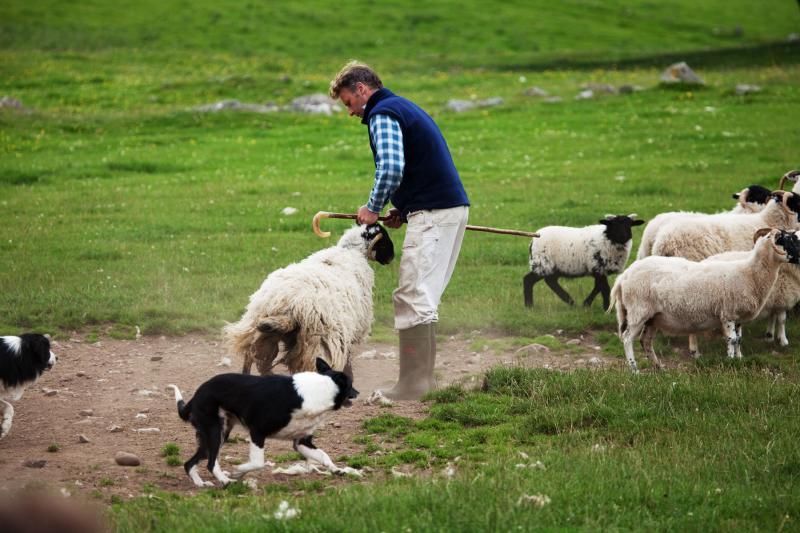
2;45;800;349
3;1;800;529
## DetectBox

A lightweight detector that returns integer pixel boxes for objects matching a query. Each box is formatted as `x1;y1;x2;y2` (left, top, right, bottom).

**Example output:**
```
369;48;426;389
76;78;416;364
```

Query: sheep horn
778;170;800;191
367;233;383;259
627;213;638;219
753;227;772;243
737;187;749;208
783;191;793;211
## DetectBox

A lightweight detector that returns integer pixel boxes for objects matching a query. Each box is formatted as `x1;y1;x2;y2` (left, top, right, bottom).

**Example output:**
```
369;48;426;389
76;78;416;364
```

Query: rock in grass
660;61;704;85
115;452;141;467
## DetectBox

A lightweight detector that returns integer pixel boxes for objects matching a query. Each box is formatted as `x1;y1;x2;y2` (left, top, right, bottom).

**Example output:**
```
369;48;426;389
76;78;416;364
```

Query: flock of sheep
526;170;800;371
222;171;800;380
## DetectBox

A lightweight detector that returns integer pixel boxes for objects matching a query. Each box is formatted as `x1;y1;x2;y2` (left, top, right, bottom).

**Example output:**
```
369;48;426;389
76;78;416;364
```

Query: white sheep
650;191;800;262
649;191;800;355
636;184;772;260
609;228;798;372
524;214;644;309
702;230;800;347
223;224;394;377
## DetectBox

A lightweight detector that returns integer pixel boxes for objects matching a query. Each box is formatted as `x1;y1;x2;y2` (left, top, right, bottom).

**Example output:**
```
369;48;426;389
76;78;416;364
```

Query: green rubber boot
382;323;436;401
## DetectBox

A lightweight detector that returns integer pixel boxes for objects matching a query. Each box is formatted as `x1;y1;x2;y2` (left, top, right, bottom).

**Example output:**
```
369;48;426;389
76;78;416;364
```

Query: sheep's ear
732;193;740;199
598;219;609;225
315;357;332;373
752;228;773;243
632;219;645;226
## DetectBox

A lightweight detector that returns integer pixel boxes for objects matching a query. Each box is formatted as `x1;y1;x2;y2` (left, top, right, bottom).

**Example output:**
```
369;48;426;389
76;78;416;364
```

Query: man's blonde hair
329;60;383;99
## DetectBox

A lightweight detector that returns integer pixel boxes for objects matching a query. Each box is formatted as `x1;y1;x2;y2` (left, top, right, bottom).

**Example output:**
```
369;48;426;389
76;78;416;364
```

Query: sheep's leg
523;272;541;308
622;321;645;373
776;311;788;347
544;276;574;306
583;274;610;308
764;313;776;343
688;335;700;358
721;321;738;359
241;347;255;375
640;323;664;370
735;324;743;358
253;335;280;375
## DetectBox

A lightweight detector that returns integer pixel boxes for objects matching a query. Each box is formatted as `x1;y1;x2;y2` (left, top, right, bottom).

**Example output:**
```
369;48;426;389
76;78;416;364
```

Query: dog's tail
166;384;192;421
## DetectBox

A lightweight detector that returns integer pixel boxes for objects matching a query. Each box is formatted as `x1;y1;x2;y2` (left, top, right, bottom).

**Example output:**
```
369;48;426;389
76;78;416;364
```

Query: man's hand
384;208;403;229
357;205;379;225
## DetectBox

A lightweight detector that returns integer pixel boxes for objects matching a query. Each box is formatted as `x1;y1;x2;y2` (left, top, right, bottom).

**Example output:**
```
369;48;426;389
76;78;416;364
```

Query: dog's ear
315;357;332;374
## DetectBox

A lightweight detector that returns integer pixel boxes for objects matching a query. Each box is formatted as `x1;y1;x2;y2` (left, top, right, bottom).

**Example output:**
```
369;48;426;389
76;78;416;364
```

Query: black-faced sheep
609;228;800;372
523;214;644;309
224;224;394;377
702;230;800;347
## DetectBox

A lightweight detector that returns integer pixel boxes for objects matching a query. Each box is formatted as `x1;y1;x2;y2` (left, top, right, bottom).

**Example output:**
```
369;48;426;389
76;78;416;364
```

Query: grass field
3;0;800;530
112;365;800;532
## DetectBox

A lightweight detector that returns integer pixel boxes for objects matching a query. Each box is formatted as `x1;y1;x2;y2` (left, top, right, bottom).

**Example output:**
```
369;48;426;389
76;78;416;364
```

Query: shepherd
329;60;470;400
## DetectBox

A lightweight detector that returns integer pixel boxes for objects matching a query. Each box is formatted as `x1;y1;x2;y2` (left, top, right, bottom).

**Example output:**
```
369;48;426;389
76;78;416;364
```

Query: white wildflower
517;493;551;508
274;500;300;520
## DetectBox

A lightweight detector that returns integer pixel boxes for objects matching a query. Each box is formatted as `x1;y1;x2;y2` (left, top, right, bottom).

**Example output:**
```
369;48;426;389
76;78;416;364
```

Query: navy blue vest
362;89;469;218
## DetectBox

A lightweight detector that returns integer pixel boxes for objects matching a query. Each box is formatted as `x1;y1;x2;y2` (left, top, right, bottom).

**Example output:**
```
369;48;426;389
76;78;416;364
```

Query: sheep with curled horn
224;224;394;377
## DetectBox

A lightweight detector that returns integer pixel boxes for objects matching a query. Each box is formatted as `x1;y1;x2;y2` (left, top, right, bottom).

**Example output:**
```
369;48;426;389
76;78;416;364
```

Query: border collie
167;357;358;487
0;334;57;439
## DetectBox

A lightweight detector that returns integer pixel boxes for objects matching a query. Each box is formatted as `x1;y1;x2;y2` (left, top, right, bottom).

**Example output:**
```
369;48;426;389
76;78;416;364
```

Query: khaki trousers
393;205;469;330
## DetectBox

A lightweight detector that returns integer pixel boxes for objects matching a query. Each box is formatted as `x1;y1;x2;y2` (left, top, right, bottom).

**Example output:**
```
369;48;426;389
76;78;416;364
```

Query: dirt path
0;332;618;500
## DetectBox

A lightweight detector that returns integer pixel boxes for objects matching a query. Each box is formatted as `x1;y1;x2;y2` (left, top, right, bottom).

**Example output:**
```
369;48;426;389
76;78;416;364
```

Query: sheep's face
363;224;395;265
599;215;645;245
732;184;771;206
775;230;800;264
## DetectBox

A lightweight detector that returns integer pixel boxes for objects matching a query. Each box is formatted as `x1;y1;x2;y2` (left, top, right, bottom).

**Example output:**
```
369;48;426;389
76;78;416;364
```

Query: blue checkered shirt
367;114;405;213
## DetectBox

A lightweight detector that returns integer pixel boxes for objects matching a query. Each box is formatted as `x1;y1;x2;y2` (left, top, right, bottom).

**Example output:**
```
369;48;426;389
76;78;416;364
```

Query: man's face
338;83;373;118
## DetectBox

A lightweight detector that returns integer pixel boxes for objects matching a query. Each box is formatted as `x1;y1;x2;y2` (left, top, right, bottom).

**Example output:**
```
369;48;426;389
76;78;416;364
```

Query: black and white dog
167;358;358;487
1;334;57;439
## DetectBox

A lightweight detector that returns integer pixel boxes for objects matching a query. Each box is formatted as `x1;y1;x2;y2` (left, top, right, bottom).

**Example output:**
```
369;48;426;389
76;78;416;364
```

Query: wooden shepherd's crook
312;211;540;239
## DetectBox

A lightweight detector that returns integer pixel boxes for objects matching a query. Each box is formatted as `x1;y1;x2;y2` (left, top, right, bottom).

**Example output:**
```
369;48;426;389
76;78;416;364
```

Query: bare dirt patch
0;332;619;500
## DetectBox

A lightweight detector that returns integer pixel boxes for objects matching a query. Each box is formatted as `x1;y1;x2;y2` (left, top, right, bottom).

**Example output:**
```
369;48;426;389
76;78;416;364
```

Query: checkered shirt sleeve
367;114;405;213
